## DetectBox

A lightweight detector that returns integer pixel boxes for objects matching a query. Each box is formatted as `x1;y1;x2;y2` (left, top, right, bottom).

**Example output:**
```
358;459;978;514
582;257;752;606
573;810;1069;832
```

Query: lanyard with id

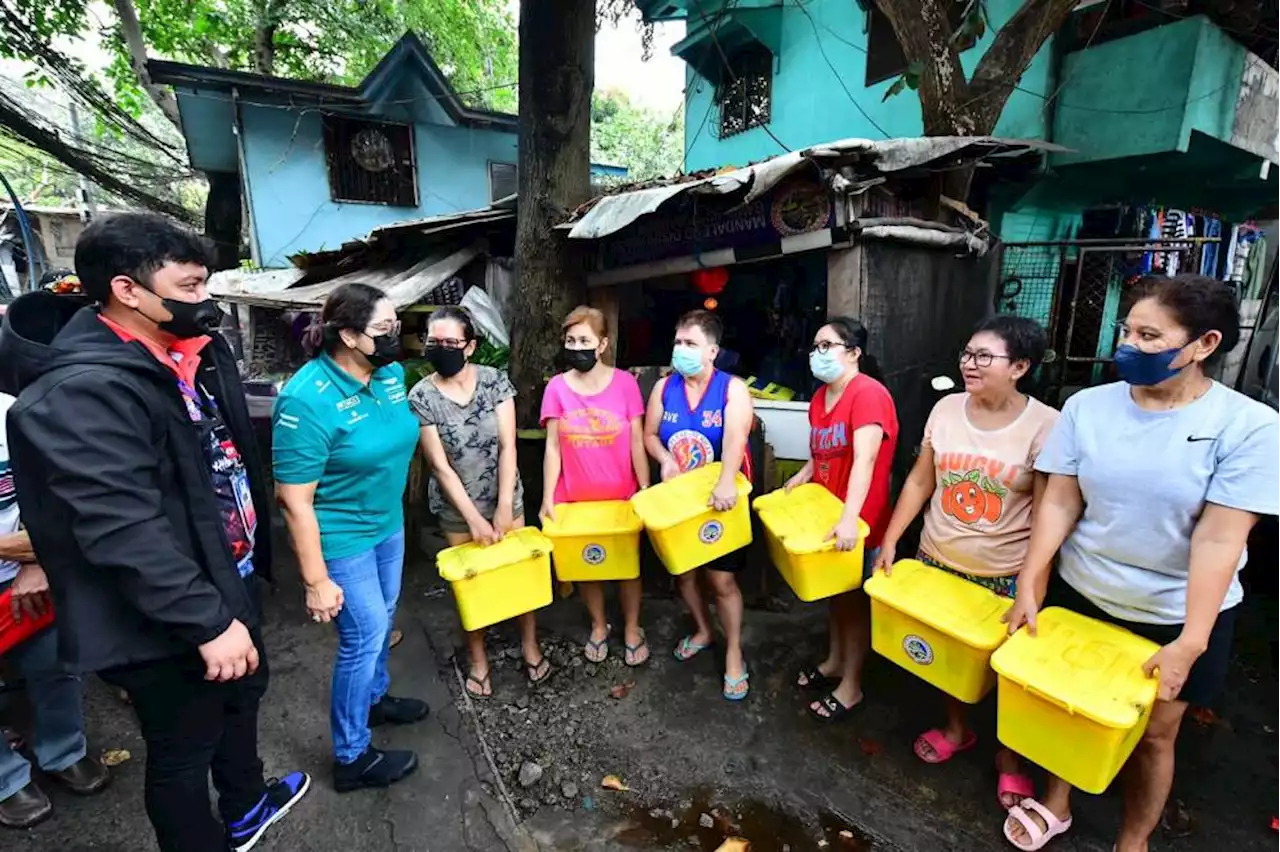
180;378;259;550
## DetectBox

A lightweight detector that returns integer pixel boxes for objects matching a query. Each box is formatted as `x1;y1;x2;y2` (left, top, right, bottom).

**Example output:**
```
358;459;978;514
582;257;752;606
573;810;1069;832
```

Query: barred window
321;116;418;207
716;45;772;139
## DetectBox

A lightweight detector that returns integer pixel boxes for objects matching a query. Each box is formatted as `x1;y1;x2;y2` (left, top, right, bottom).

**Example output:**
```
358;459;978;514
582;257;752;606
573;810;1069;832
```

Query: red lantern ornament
690;266;728;296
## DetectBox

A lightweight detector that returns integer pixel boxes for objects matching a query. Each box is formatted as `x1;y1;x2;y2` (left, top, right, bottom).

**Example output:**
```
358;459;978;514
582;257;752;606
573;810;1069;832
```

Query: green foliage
5;0;518;117
591;89;683;181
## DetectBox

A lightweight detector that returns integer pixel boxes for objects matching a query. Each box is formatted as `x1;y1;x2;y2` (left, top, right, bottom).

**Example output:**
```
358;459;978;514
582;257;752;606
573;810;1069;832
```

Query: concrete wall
1051;16;1251;166
682;0;1054;170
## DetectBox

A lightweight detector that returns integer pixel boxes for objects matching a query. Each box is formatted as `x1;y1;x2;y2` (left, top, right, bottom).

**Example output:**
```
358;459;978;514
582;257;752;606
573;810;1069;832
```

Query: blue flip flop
723;670;750;701
673;635;711;662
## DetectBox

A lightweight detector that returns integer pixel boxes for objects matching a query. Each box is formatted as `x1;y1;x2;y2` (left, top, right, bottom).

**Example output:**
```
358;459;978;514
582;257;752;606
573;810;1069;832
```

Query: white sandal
1003;798;1073;850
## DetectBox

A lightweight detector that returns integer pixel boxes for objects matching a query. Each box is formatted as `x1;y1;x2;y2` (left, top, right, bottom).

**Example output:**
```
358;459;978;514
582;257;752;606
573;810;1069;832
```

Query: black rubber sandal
808;692;861;722
464;671;492;700
524;656;553;685
796;665;835;690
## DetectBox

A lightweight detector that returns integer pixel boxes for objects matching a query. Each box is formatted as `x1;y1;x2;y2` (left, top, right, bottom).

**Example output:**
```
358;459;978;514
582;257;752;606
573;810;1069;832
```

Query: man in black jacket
0;213;308;852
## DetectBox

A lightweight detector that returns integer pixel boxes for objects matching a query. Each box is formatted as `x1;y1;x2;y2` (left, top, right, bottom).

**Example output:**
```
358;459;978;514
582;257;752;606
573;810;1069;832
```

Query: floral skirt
917;551;1017;599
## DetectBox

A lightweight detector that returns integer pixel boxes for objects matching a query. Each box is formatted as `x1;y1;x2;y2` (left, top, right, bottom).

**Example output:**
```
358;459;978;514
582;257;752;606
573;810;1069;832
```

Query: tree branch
111;0;181;128
968;0;1080;126
0;97;197;224
872;0;976;134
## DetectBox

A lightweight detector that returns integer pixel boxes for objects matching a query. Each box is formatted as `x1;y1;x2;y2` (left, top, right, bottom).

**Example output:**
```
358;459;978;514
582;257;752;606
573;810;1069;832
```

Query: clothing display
1078;204;1228;281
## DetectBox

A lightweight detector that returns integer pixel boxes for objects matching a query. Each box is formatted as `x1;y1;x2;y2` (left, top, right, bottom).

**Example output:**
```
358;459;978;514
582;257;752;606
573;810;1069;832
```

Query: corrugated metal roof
209;243;482;309
567;136;1066;240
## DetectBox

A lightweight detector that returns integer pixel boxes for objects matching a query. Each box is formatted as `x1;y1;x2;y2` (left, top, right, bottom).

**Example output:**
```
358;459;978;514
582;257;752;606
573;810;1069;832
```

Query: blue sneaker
227;771;311;852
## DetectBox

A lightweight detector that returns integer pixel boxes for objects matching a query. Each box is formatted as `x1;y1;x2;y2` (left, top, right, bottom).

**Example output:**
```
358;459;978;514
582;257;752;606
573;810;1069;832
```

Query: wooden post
591;284;621;366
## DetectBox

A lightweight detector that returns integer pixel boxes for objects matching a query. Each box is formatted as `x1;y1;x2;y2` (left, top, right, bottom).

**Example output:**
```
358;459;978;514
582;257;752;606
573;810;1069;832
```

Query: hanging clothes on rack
1161;208;1188;276
1200;217;1222;277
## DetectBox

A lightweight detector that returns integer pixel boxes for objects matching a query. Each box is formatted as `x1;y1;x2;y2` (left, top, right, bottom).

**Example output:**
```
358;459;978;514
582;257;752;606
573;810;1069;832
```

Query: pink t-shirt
540;369;645;503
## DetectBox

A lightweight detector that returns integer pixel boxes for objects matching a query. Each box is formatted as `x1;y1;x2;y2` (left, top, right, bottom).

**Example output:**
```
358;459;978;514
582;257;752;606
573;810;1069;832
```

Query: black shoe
368;695;430;727
0;781;52;829
47;755;111;795
333;747;418;793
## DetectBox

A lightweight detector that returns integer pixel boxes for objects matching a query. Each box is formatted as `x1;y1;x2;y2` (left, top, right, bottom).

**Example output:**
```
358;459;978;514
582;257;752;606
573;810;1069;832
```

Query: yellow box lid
752;484;870;554
991;607;1160;729
437;527;553;583
630;463;753;532
863;559;1012;651
541;500;643;538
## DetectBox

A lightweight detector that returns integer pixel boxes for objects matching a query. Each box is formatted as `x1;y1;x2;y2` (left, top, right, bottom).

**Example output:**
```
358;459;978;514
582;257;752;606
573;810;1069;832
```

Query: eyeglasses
959;349;1013;368
810;341;849;355
424;336;468;350
367;320;402;337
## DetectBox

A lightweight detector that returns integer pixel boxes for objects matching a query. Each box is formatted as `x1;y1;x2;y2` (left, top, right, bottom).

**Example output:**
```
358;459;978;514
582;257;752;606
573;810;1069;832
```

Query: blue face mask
671;344;704;378
809;350;846;384
1113;343;1186;386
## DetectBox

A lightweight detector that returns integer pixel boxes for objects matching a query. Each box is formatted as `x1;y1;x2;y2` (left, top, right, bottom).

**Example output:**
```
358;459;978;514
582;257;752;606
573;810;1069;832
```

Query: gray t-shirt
1036;381;1279;625
408;365;524;521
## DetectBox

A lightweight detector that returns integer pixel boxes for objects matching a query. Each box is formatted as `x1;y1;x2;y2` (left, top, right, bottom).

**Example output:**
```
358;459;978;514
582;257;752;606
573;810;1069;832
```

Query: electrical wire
789;0;891;138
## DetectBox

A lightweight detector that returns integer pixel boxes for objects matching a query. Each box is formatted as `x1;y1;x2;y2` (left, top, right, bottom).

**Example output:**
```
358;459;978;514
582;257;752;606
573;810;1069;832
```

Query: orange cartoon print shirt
918;393;1059;577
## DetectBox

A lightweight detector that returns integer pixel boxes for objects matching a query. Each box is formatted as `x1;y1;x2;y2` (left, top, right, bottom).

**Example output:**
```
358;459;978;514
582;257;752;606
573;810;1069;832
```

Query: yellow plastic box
437;527;554;631
991;606;1159;794
753;484;870;601
864;558;1013;703
541;500;644;582
630;463;753;575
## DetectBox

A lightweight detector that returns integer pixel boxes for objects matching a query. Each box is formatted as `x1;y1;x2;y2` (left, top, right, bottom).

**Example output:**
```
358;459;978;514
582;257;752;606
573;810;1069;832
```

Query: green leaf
964;470;981;483
882;76;907;102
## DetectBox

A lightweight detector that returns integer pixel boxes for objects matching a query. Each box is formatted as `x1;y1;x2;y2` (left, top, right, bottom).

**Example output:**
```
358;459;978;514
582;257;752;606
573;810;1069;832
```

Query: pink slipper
1003;798;1073;850
913;728;977;764
998;772;1035;810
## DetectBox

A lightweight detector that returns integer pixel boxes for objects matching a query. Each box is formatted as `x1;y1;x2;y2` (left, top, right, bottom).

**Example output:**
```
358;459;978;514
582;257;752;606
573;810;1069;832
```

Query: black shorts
1044;573;1238;710
701;548;746;574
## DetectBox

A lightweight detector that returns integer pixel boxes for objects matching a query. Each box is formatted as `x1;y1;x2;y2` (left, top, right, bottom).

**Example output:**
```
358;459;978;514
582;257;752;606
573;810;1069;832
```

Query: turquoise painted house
636;0;1277;237
149;35;626;268
636;0;1277;394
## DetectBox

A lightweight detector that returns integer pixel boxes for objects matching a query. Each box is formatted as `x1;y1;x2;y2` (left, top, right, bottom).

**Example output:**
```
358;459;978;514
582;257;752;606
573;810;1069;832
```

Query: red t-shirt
808;372;899;548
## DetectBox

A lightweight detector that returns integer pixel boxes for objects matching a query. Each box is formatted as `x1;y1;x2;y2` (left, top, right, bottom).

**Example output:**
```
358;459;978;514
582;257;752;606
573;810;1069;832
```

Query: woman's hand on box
827;516;861;552
709;479;739;512
468;515;501;546
1003;588;1041;636
539;500;556;524
660;456;682;483
1142;638;1202;702
873;542;896;576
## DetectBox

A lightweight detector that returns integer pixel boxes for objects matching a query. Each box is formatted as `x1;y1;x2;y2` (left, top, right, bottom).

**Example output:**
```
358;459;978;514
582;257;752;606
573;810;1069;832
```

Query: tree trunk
204;171;242;270
509;0;596;427
872;0;1083;207
111;0;181;128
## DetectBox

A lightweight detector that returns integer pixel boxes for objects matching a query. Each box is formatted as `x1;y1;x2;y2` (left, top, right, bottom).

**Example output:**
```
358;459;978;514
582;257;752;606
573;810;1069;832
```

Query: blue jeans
326;529;404;764
0;579;87;801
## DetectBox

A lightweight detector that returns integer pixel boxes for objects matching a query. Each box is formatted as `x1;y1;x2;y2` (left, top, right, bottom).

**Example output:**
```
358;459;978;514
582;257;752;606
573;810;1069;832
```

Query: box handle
1022;681;1075;715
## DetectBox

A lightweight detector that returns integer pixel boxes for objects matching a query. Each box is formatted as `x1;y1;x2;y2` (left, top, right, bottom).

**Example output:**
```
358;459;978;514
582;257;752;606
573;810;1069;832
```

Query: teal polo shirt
272;355;420;561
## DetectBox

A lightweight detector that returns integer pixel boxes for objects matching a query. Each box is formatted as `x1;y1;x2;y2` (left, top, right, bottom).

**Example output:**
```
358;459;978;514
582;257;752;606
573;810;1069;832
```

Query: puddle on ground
617;791;872;851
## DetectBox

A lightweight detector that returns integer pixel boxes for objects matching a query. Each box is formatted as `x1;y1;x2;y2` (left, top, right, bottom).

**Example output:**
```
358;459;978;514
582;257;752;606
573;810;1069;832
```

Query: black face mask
427;345;467;378
151;298;224;339
365;333;401;368
562;347;598;373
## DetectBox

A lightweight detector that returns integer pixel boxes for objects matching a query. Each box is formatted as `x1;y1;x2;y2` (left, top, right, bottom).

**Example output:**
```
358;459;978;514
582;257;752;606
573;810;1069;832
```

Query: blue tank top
658;370;732;473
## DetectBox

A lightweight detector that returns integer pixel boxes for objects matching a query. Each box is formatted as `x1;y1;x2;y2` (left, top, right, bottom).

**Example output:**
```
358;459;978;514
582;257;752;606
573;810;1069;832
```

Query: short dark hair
823;316;883;381
971;315;1048;369
1128;274;1240;369
676;309;723;345
319;282;387;355
74;212;213;304
426;305;477;341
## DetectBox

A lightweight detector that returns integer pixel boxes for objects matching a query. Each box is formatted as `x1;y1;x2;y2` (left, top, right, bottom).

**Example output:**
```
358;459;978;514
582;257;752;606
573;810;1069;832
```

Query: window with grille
321;116;418;207
489;162;517;202
716;45;773;139
865;3;972;86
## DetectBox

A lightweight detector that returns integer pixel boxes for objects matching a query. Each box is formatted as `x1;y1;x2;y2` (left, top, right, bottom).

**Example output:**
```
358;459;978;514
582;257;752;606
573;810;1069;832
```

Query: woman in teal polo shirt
273;283;425;794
